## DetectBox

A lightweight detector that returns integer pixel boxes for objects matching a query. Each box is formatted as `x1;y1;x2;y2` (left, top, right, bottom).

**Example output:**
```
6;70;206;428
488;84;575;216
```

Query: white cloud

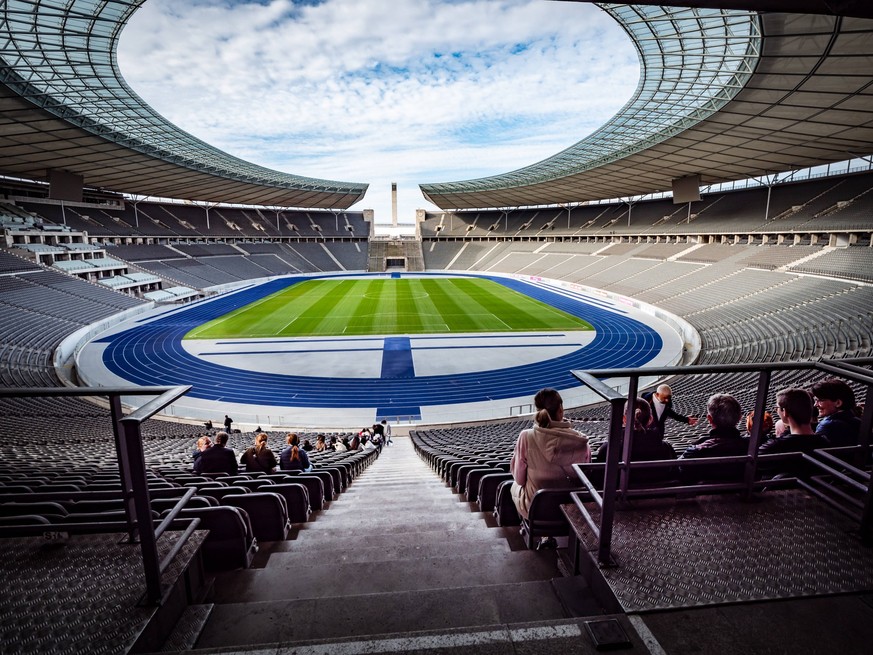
117;0;638;224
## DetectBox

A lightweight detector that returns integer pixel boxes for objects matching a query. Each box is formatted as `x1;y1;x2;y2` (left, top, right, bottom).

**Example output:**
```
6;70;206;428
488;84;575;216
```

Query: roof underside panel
421;6;873;210
0;0;367;209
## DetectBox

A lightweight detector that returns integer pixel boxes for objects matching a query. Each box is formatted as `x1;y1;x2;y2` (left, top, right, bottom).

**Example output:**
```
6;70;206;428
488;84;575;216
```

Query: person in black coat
642;384;698;438
194;431;238;474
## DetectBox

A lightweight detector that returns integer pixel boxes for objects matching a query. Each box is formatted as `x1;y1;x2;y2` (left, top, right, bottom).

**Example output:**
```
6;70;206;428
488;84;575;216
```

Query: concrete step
197;581;578;649
264;525;517;553
265;536;513;566
210;550;562;603
295;518;499;537
183;616;647;655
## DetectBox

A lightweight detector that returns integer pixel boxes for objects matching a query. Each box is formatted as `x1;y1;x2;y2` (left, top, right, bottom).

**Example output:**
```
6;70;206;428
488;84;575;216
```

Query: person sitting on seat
314;434;327;452
758;388;830;477
509;388;590;522
302;439;314;452
679;393;748;483
333;436;347;452
745;410;774;441
192;435;211;463
811;378;861;447
280;433;312;472
594;397;677;484
195;431;238;475
240;433;278;473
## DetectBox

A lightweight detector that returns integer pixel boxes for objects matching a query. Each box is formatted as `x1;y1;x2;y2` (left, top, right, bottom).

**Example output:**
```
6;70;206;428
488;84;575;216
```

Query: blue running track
96;273;663;411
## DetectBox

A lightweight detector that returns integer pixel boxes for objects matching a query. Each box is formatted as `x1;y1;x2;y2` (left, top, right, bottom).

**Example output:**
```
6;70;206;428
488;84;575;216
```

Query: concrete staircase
171;437;610;654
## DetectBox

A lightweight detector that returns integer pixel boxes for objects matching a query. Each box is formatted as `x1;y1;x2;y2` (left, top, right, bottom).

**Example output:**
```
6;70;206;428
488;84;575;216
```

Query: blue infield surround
89;272;670;420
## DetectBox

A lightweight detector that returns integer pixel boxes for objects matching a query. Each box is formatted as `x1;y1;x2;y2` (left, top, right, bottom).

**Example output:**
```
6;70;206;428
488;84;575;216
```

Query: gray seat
520;488;585;550
269;483;311;523
224;492;290;541
175;506;257;570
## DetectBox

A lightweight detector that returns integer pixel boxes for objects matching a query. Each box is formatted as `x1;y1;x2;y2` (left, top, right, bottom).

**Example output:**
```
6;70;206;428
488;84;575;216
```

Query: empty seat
493;480;521;527
269;483;311;523
277;475;324;510
224;492;290;541
196;486;251;503
175;506;257;570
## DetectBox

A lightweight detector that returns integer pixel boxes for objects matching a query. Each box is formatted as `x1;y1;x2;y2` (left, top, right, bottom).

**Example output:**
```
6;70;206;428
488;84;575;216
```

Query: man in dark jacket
679;393;746;483
642;384;698;438
194;431;238;475
759;388;829;478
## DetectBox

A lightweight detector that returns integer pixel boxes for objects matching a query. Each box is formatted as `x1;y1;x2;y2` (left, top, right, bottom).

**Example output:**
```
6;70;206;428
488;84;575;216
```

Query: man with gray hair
642;384;698;438
679;393;746;483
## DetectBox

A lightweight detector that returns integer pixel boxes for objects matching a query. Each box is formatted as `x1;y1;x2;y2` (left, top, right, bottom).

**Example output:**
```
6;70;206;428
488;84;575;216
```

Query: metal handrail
569;356;873;564
0;384;192;605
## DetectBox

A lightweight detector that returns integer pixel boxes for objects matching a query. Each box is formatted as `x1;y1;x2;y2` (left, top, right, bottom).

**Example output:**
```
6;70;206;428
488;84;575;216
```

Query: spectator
240;433;278;473
382;419;393;445
759;388;829;477
745;410;774;440
679;393;747;483
195;431;238;475
333;436;347;452
315;434;327;452
509;388;590;524
279;433;312;472
811;378;861;447
224;415;233;432
192;435;211;462
642;384;698;438
302;439;314;452
594;397;677;483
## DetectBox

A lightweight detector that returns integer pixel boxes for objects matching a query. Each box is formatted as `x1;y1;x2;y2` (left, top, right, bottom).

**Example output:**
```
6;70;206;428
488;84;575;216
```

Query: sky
117;0;639;226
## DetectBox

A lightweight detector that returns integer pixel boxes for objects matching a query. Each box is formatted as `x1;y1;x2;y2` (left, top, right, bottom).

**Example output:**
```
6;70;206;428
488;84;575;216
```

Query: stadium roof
421;2;873;210
0;0;368;209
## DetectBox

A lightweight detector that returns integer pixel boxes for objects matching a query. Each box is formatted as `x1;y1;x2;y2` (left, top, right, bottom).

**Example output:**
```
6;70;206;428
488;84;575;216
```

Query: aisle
194;437;584;649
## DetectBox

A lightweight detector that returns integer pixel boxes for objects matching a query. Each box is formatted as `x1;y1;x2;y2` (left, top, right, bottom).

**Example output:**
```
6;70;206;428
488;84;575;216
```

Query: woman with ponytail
280;432;312;472
240;432;278;473
509;388;590;521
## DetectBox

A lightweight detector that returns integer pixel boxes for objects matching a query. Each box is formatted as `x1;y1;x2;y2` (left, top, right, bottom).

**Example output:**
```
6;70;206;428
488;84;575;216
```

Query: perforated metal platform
575;490;873;613
0;530;205;654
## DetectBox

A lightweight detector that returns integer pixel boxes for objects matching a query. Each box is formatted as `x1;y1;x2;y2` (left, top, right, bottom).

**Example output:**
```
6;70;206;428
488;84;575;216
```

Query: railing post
744;369;771;499
599;397;626;565
110;394;138;544
619;376;640;497
118;416;162;605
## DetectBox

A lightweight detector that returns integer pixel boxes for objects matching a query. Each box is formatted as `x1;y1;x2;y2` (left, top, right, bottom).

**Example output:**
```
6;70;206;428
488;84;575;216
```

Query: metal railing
570;357;873;565
0;385;192;605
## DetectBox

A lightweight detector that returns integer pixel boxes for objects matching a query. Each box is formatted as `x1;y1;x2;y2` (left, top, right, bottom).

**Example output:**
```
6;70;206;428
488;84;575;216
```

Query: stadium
1;1;873;654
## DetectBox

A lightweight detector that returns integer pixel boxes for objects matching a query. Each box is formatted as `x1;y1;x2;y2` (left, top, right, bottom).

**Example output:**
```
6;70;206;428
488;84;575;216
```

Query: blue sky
118;0;638;225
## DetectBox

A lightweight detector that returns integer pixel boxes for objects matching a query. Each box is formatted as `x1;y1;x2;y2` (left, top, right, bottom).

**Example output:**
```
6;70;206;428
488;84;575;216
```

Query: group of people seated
192;432;316;475
509;378;864;525
191;424;391;475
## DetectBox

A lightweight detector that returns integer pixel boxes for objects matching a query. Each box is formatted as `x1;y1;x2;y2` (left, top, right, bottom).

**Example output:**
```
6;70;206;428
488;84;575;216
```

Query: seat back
278;475;324;510
196;486;251;502
493;480;521;527
521;487;585;549
476;472;513;513
269;483;311;523
176;506;256;570
224;492;290;541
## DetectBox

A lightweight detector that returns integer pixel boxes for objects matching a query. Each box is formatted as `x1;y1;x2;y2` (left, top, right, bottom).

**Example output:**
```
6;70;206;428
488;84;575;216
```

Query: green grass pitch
185;277;593;339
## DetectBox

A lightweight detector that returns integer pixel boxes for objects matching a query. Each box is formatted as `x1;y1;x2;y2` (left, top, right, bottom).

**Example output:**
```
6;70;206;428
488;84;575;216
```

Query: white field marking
277;315;299;333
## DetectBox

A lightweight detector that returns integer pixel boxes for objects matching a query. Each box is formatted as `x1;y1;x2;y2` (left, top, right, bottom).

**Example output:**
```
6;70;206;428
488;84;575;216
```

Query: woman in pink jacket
509;388;591;520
